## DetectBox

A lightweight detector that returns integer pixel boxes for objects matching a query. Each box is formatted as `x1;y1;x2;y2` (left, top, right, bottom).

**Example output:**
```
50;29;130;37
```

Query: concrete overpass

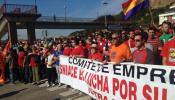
0;4;131;45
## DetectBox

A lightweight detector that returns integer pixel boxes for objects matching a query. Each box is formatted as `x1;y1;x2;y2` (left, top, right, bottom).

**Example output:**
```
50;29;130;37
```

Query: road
0;80;91;100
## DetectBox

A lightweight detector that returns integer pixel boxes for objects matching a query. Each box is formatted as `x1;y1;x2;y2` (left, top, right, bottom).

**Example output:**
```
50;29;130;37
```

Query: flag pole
4;0;6;4
148;0;154;25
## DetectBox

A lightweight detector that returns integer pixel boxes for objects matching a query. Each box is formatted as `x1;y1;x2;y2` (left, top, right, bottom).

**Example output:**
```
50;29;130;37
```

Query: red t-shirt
161;38;175;66
70;46;85;57
30;54;38;67
147;37;161;53
169;28;174;34
133;48;153;64
89;52;103;62
155;31;162;37
86;43;91;50
98;40;105;52
43;48;49;57
63;47;72;56
18;51;25;67
30;57;37;67
125;39;135;48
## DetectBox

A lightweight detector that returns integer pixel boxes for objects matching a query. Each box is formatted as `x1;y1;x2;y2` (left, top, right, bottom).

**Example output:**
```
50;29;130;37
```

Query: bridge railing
37;16;96;23
37;16;132;25
0;4;37;15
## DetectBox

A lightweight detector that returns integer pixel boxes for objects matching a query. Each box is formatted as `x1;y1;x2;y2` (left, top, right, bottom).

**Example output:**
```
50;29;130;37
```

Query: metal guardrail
37;16;96;23
0;4;131;25
0;4;37;15
37;16;132;25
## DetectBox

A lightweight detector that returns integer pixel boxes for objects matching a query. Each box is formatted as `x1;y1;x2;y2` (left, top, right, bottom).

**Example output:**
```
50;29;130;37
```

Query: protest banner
59;55;175;100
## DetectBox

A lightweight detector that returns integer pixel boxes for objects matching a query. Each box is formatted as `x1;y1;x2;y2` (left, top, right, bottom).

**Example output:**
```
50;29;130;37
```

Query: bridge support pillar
8;22;18;45
27;23;36;44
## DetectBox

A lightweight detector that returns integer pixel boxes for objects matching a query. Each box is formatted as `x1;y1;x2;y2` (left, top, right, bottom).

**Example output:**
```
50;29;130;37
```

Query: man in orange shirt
104;34;132;64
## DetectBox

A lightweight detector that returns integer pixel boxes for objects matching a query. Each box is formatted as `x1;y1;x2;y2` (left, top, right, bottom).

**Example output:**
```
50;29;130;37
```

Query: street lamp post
34;0;36;6
4;0;7;13
64;0;67;22
4;0;6;4
103;1;108;28
34;0;37;14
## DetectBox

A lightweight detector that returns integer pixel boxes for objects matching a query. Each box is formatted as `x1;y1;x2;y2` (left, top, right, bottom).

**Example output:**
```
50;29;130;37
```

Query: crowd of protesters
0;21;175;87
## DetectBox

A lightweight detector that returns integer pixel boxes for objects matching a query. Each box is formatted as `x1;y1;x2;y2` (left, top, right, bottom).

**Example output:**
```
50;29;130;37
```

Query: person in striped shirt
147;27;162;65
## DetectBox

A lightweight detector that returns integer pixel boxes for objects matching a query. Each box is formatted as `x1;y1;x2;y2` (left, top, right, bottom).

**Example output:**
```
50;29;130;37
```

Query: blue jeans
55;65;60;83
24;66;32;83
9;68;17;83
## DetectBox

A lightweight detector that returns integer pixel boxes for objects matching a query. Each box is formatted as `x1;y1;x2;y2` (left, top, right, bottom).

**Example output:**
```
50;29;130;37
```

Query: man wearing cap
89;43;103;62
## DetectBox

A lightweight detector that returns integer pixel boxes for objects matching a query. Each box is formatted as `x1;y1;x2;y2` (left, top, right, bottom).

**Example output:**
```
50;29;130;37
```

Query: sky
1;0;127;40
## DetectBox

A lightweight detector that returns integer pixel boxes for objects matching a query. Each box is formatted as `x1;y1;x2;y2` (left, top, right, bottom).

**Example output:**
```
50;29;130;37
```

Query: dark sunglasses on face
112;37;118;40
135;39;142;42
149;31;154;33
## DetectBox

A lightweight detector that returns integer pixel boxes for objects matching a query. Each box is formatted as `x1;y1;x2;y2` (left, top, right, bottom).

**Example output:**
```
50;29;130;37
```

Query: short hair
128;29;134;32
148;27;155;31
135;32;148;42
74;39;79;45
162;21;170;27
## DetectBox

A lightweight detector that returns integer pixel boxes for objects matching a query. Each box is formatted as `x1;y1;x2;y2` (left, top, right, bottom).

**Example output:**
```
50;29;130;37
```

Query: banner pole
148;0;154;25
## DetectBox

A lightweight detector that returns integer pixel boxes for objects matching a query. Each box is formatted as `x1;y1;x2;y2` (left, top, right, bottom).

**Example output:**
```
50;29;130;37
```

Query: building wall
159;14;175;24
150;0;175;9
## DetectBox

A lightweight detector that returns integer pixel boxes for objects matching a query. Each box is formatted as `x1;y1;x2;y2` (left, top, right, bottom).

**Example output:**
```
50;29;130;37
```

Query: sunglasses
135;39;142;42
112;37;118;39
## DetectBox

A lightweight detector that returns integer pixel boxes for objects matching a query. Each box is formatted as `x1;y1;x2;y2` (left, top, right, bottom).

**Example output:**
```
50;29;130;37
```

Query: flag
122;0;149;20
2;41;10;56
0;41;9;84
0;62;5;84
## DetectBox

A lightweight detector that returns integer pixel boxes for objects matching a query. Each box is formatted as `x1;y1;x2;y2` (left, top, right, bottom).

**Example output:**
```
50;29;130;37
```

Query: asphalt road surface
0;80;91;100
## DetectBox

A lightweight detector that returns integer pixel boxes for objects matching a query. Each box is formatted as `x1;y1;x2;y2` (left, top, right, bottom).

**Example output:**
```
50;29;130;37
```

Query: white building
159;4;175;24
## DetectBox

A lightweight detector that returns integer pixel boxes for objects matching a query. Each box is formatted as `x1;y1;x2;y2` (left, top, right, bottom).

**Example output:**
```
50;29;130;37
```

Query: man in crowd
30;47;40;85
161;36;175;66
23;48;33;84
6;48;18;84
18;47;25;82
97;34;105;53
63;40;72;56
53;43;63;86
133;32;154;64
88;43;103;62
125;29;136;53
70;39;85;58
147;27;162;65
159;21;174;45
45;48;56;87
104;33;132;64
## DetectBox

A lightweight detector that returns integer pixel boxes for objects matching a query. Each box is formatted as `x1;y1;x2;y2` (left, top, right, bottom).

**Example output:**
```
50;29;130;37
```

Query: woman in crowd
45;48;56;87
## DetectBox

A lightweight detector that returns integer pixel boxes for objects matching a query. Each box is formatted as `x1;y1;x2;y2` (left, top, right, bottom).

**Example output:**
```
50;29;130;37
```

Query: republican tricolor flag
122;0;149;20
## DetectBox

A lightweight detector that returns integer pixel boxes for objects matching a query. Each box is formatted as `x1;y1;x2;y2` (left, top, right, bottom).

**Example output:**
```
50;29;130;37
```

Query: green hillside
69;3;172;36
